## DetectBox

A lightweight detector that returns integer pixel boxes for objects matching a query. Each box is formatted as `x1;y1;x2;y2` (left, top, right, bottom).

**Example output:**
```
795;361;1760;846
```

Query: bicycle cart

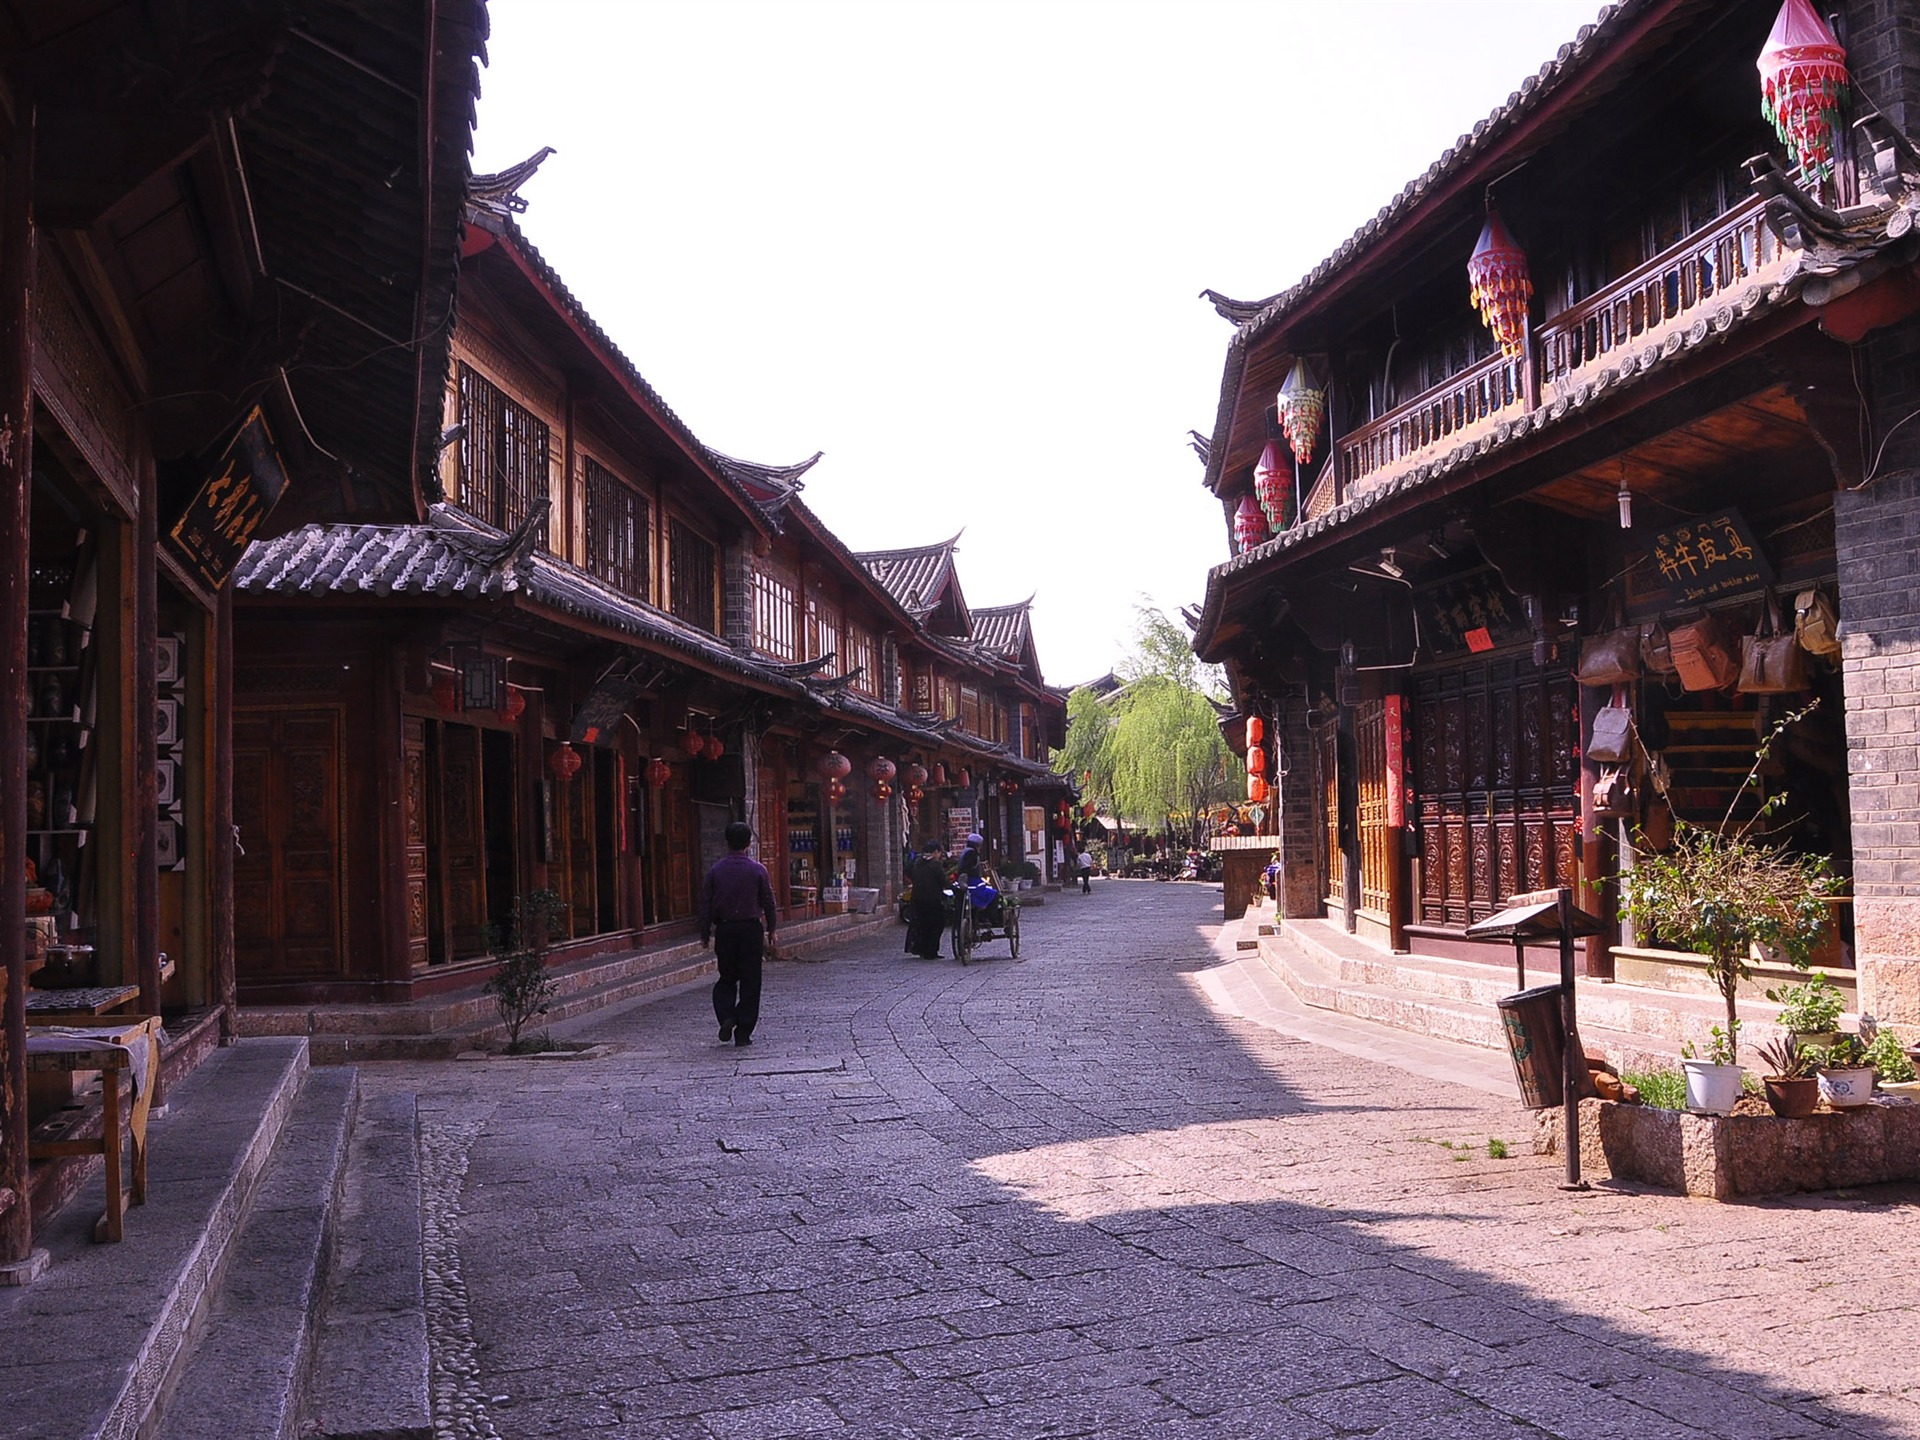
950;879;1021;964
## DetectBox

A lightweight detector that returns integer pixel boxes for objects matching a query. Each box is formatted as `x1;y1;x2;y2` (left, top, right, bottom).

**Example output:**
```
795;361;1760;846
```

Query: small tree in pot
1622;704;1841;1075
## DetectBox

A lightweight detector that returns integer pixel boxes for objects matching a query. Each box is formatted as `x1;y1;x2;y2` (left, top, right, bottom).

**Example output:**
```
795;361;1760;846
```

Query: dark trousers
909;903;945;958
712;919;765;1038
1080;868;1091;894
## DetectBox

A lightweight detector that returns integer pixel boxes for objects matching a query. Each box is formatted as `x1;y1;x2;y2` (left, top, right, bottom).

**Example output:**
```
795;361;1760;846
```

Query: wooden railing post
1522;322;1540;413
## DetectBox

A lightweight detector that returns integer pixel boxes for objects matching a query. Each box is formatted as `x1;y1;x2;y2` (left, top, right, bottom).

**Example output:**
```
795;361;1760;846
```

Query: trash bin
1497;983;1567;1110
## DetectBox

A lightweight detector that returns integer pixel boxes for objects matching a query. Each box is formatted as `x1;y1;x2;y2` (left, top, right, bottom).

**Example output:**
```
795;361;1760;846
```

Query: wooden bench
26;1016;162;1242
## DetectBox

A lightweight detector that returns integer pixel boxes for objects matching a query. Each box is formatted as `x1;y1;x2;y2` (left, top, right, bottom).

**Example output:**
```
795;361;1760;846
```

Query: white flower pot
1817;1066;1876;1107
1681;1059;1745;1115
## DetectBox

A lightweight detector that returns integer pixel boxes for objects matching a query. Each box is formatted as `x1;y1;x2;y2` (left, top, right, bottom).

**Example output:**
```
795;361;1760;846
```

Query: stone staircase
241;908;896;1063
1237;898;1859;1077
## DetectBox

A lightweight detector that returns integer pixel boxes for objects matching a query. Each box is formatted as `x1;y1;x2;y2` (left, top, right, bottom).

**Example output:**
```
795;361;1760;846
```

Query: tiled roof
711;450;823;497
856;535;962;618
969;601;1032;661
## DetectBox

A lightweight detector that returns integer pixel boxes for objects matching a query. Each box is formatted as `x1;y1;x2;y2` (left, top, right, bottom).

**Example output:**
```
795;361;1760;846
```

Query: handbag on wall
1794;587;1840;658
1668;612;1739;692
1576;599;1642;687
1640;619;1677;677
1587;702;1634;764
1738;593;1809;695
1593;765;1633;818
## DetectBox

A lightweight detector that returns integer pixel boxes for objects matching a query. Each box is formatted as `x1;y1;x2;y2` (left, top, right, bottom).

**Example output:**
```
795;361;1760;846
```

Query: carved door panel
666;771;694;919
1413;659;1578;927
563;758;596;938
1317;723;1341;907
233;709;343;980
435;723;490;958
1355;699;1393;915
756;740;788;909
403;717;429;967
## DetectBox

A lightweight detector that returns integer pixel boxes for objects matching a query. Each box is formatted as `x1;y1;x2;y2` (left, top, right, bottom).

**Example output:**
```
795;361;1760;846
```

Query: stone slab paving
356;881;1920;1440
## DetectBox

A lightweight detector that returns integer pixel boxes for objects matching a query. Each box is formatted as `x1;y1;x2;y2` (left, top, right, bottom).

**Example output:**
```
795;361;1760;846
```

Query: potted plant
1679;1024;1746;1114
1765;972;1845;1053
1755;1035;1820;1118
1863;1022;1917;1097
1622;703;1842;1089
1801;1034;1875;1107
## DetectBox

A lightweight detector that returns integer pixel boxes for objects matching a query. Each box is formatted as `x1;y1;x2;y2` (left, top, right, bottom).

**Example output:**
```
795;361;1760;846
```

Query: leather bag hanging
1668;611;1739;692
1793;587;1840;658
1738;593;1809;695
1592;765;1633;818
1576;598;1642;687
1640;619;1677;677
1587;702;1634;764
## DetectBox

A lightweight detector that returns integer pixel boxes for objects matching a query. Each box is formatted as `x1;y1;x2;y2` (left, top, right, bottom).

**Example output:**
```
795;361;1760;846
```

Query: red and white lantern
1467;207;1533;359
1277;359;1324;467
1233;494;1269;554
1759;0;1850;182
1253;439;1290;528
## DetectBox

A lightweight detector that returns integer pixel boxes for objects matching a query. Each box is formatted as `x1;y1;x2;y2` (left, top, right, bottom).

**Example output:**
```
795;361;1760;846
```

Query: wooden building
0;0;485;1266
229;166;1068;1005
1191;0;1920;1026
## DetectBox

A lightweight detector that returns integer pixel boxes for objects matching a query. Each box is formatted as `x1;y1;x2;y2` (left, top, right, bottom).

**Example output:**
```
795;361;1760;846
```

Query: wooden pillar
211;584;236;1041
133;444;160;1019
0;101;36;1266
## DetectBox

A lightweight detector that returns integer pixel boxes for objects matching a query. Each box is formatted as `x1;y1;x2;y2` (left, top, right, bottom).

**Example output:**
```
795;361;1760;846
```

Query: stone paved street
365;883;1920;1440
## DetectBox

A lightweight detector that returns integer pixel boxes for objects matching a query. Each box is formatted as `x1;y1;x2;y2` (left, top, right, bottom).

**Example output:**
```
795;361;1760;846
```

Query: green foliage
1765;972;1845;1035
1680;1022;1741;1068
1757;1034;1815;1080
1863;1028;1916;1083
1057;687;1117;810
1623;1067;1687;1111
1802;1033;1870;1070
482;889;565;1050
1486;1138;1509;1160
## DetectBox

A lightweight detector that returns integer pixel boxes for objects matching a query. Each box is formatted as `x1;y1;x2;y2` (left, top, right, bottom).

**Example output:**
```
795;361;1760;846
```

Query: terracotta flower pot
1763;1075;1820;1118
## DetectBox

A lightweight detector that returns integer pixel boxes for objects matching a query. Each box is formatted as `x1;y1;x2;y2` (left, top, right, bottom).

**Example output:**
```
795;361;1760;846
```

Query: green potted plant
1755;1035;1819;1118
1765;972;1845;1053
1864;1022;1918;1097
1622;703;1842;1107
1801;1033;1876;1107
1678;1024;1745;1114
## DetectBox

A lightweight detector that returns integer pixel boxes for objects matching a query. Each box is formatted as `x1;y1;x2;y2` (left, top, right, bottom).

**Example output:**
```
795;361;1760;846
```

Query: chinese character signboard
1646;509;1771;605
1412;566;1530;658
166;407;289;590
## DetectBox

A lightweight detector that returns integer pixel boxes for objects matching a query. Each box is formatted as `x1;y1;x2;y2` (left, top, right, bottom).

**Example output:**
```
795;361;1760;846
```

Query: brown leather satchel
1575;598;1642;687
1738;593;1809;695
1586;702;1633;764
1592;765;1633;818
1668;612;1739;692
1793;587;1840;658
1640;619;1676;677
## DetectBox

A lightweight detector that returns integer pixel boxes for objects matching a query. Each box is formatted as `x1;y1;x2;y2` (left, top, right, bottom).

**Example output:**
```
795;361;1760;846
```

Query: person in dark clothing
953;832;983;887
700;820;778;1046
908;841;949;959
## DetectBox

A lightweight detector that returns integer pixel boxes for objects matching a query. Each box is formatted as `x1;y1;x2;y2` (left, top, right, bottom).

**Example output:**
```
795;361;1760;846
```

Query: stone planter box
1572;1096;1920;1199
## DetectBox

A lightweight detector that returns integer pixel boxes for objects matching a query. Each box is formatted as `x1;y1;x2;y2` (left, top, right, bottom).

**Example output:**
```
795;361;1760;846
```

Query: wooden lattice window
847;624;878;696
805;589;842;676
668;518;717;633
456;364;549;537
752;560;799;660
583;458;647;597
959;684;986;736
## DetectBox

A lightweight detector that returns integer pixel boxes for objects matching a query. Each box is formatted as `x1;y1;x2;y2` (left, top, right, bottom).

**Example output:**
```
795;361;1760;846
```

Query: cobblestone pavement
364;882;1920;1440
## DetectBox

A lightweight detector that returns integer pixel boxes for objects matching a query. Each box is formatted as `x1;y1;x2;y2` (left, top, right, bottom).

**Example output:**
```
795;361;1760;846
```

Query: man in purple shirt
700;821;779;1047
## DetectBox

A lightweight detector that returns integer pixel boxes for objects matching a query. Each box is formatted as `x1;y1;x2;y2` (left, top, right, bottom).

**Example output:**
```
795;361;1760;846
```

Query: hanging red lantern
1467;207;1533;359
931;761;948;787
1759;0;1849;182
680;729;705;757
873;780;893;802
1253;440;1290;528
957;767;971;789
703;734;725;762
1247;716;1265;746
908;785;925;805
905;762;929;789
868;756;896;783
1248;774;1270;805
1247;745;1266;776
827;778;847;803
1277;359;1325;467
430;672;459;714
646;757;671;788
549;743;583;783
819;750;852;781
496;686;526;723
1233;494;1270;553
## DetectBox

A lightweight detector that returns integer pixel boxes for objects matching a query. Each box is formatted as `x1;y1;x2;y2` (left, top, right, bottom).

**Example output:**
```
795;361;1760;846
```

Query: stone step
154;1066;359;1440
0;1037;310;1440
307;1093;430;1440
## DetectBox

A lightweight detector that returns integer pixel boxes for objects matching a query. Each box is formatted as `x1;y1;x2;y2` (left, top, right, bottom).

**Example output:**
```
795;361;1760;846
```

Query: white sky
470;0;1604;687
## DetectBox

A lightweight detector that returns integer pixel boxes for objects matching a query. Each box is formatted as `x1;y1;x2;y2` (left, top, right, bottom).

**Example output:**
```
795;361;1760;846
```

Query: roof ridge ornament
469;147;556;217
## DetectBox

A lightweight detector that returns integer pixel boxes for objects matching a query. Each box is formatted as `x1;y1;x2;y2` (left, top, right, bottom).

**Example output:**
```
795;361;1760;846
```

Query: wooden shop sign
166;407;289;589
1645;508;1772;605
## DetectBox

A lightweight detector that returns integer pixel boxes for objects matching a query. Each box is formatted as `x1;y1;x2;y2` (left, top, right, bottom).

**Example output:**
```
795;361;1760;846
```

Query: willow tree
1056;686;1117;813
1107;675;1239;840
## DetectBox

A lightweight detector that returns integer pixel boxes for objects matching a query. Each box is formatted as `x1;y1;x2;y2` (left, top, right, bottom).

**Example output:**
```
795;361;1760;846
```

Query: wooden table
25;983;141;1024
26;1016;162;1242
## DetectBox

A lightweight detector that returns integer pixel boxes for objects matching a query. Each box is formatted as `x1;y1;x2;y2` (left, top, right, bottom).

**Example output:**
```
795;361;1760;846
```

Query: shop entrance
423;719;517;963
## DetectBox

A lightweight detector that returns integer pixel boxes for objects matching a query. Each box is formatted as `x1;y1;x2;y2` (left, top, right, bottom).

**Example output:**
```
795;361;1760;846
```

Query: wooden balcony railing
1326;195;1790;505
1537;194;1785;394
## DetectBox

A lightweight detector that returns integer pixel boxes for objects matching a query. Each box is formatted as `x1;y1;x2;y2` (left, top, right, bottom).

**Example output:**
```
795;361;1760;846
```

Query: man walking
700;821;778;1047
908;840;949;959
1077;845;1093;894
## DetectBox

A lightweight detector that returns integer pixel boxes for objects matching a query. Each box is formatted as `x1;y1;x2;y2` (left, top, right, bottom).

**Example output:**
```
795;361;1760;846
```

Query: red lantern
957;767;971;789
827;778;847;803
908;786;925;805
1248;774;1270;805
646;757;671;788
1277;359;1324;466
430;672;459;714
905;763;929;789
496;686;526;723
703;734;725;762
549;743;582;783
1233;494;1269;553
931;762;948;787
1467;207;1533;359
819;750;852;781
1247;745;1266;776
1081;801;1096;818
868;756;896;783
1247;716;1265;746
874;780;893;802
680;729;705;757
1253;440;1290;528
1759;0;1850;182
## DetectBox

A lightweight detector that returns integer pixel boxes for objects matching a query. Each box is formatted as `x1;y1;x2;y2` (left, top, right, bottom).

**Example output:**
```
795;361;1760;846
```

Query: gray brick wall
1845;0;1920;136
1835;461;1920;1024
723;541;753;650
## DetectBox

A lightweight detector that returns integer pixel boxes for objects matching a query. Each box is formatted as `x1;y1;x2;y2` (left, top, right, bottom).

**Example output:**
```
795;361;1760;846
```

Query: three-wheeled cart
950;880;1020;964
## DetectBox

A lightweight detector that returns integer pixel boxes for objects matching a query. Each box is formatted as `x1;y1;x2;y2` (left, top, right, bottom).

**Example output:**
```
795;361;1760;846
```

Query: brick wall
1845;0;1920;135
1835;460;1920;1025
722;540;753;650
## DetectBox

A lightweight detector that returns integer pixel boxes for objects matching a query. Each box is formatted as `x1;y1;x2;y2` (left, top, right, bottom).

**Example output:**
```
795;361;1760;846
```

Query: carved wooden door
233;709;344;980
403;718;429;967
434;723;490;957
1414;658;1579;927
562;757;597;939
1317;723;1342;907
666;770;694;919
757;739;788;909
1355;699;1393;915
